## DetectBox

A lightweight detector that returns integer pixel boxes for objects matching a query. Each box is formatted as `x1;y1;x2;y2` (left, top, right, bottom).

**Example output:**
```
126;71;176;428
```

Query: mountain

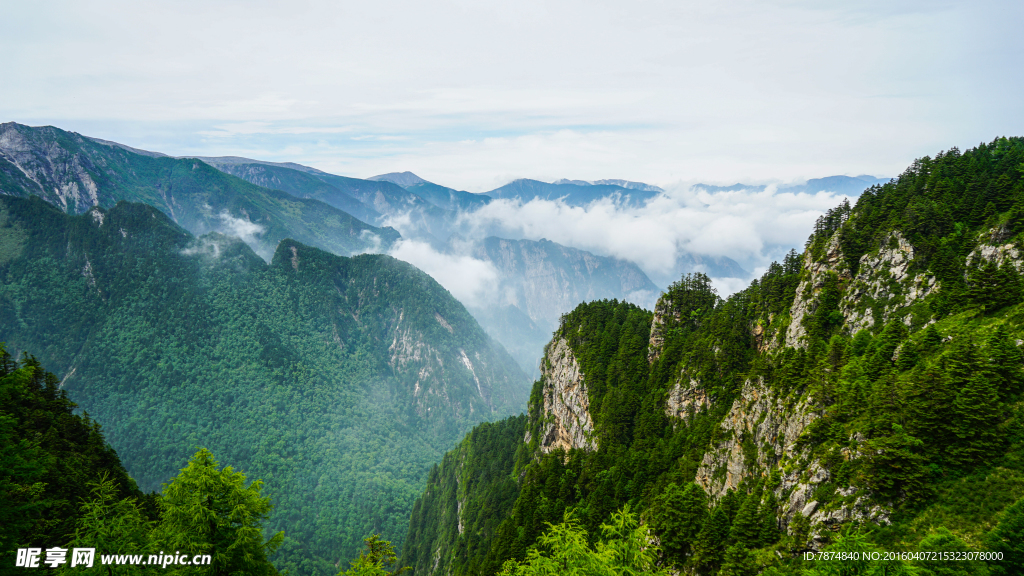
0;196;530;575
198;158;383;224
401;137;1024;575
367;171;492;213
0;123;398;259
484;178;660;207
694;174;890;195
461;236;661;376
369;171;429;189
554;178;665;193
199;160;458;244
406;182;492;213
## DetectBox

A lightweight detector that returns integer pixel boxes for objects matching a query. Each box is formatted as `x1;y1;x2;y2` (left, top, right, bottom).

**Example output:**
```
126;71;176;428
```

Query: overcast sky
4;0;1022;192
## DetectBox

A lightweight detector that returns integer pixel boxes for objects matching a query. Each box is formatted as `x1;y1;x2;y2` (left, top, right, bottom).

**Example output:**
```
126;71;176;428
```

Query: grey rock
537;337;598;453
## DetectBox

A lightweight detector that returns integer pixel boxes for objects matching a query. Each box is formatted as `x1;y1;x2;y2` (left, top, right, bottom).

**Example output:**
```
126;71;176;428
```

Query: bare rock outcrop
695;378;818;500
537;337;598;453
664;375;709;424
839;231;937;334
784;234;847;348
967;226;1024;271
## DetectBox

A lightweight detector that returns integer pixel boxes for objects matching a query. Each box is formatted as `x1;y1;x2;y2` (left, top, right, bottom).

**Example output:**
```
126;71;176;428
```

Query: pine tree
154;448;283;576
729;494;760;549
863;424;927;501
951;373;1003;467
647;482;707;563
338;535;408;576
987;325;1024;399
693;506;730;571
758;492;780;547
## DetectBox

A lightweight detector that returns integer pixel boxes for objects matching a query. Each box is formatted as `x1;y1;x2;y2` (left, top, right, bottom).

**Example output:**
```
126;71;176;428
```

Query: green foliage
496;507;667;576
155;448;282;576
985;495;1024;576
0;345;149;572
0;197;529;574
646;482;707;562
58;475;154;576
338;535;408;576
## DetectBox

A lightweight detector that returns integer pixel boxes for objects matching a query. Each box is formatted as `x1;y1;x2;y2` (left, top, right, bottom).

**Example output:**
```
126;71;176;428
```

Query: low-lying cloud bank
382;184;852;302
455;184;853;291
387;239;500;309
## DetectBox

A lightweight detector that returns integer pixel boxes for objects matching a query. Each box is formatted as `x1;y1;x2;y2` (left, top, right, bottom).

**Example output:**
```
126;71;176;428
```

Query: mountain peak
552;178;664;193
368;171;428;189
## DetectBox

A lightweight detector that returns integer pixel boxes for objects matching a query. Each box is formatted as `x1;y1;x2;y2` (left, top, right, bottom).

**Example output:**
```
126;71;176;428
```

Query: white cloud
4;0;1021;191
456;185;850;293
386;239;499;308
216;212;264;246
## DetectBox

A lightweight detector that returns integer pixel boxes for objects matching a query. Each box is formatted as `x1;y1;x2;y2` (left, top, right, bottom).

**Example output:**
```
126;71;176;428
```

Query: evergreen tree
863;424;927;501
986;325;1024;399
729;494;761;549
758;492;780;547
647;482;707;563
985;496;1024;576
951;373;1003;467
338;535;408;576
154;448;282;576
719;544;758;576
693;507;730;572
57;475;154;576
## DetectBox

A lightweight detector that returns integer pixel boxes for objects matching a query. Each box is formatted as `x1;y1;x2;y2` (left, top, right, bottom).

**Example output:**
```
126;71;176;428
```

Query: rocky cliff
535;337;598;453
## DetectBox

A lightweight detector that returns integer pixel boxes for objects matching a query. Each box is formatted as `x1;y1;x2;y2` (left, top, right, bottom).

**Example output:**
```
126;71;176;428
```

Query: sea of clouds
381;183;855;309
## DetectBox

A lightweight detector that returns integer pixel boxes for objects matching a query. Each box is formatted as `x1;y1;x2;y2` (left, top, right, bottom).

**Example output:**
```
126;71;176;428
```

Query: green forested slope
0;196;529;575
0;123;399;258
402;137;1024;575
0;346;153;573
1;348;285;576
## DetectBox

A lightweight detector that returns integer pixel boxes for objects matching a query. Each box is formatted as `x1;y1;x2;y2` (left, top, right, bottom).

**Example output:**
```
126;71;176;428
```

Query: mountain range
400;136;1024;576
0;194;529;574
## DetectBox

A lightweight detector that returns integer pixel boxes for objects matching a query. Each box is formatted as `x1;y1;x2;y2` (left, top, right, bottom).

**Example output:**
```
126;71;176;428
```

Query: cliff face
694;378;818;502
785;230;940;349
536;337;598;453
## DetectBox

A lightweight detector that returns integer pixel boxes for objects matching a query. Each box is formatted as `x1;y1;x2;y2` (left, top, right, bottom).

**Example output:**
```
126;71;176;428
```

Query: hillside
0;196;530;575
401;137;1024;575
199;158;457;244
0;123;398;259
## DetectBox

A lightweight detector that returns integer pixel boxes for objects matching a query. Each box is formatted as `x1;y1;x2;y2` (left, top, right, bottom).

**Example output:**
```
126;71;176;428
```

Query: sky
4;0;1023;193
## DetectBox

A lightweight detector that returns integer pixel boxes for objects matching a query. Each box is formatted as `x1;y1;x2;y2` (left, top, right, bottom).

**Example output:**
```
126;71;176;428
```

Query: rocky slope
401;137;1024;575
533;337;598;453
0;123;398;258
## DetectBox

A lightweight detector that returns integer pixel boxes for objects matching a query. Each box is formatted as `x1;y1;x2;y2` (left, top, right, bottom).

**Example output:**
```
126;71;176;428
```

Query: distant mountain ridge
694;174;890;195
462;235;661;375
369;171;429;188
553;178;664;192
0;123;399;259
484;178;660;207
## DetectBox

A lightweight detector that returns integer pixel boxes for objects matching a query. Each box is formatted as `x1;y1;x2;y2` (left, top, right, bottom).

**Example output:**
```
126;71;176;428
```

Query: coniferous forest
5;136;1024;576
401;137;1024;575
